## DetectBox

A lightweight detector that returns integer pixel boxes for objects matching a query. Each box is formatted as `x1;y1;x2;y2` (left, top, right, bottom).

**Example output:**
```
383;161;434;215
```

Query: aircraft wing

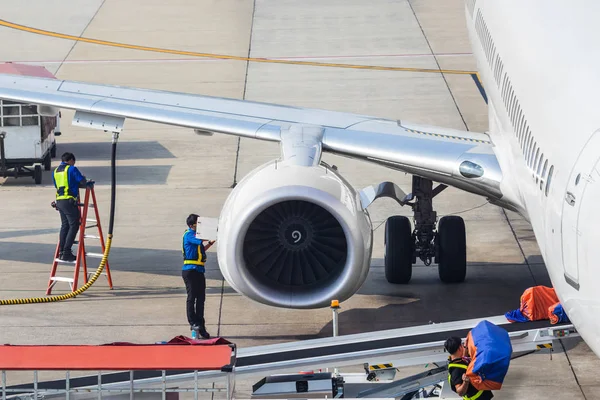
0;74;504;200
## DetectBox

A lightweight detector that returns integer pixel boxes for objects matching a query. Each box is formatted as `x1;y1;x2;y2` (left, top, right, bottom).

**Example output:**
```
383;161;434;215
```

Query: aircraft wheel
384;216;413;284
437;215;467;283
34;165;42;185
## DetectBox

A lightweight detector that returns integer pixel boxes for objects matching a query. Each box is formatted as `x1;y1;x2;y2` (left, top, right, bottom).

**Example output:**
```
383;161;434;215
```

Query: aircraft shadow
0;241;558;335
53;141;176;160
314;256;555;337
0;165;173;187
0;241;221;276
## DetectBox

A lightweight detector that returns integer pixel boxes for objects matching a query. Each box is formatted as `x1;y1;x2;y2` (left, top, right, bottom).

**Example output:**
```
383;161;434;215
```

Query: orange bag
519;286;559;321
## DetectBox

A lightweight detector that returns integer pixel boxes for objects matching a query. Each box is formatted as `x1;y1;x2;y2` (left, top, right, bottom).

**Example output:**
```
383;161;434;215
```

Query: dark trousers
56;199;80;254
182;269;206;329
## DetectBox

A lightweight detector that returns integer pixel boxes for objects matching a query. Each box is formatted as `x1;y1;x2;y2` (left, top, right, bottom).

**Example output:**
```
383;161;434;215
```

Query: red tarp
0;336;234;371
0;62;56;79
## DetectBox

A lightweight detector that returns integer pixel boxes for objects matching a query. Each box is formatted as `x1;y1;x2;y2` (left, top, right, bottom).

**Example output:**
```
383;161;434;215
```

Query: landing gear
384;216;413;284
384;176;467;284
436;216;467;283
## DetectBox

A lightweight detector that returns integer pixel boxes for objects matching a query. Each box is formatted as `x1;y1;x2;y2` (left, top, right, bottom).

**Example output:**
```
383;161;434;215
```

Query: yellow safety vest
182;230;205;266
54;165;75;200
448;363;484;400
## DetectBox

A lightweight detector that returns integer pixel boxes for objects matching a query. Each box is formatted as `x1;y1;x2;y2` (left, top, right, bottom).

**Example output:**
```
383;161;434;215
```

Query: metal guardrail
1;369;233;399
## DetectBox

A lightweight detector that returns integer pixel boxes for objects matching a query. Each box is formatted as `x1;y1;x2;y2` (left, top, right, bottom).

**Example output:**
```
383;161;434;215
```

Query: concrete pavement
0;0;599;398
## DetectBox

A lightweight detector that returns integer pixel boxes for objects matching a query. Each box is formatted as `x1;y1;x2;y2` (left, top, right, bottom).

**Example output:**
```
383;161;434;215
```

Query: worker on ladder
52;152;93;262
444;336;494;400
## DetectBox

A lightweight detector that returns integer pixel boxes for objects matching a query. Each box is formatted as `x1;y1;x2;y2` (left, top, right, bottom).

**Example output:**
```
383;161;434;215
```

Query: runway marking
0;19;477;75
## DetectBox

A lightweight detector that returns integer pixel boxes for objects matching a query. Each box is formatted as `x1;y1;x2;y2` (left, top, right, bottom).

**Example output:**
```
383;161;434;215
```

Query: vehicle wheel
34;165;42;185
437;216;467;283
51;143;56;158
384;216;413;284
43;154;51;171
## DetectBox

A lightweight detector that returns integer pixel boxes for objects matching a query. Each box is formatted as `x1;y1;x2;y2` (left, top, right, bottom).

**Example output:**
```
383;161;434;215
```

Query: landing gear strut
384;176;467;284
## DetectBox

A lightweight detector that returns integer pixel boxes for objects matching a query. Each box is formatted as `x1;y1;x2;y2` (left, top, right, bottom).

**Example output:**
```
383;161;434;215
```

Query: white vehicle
0;63;60;184
0;1;598;358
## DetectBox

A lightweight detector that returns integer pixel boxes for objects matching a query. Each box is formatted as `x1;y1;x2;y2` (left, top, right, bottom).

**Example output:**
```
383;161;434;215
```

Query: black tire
384;216;414;284
43;153;51;171
51;143;56;158
34;165;42;184
437;216;467;283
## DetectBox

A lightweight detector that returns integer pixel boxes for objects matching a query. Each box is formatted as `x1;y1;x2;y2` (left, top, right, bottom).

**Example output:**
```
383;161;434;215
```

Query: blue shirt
53;162;86;199
182;228;206;273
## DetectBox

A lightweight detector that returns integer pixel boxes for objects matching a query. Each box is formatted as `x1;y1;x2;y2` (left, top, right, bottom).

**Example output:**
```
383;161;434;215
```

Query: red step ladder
47;185;114;295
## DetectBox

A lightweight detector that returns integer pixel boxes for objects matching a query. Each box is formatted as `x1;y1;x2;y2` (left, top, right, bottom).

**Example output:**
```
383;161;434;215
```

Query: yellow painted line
0;19;477;75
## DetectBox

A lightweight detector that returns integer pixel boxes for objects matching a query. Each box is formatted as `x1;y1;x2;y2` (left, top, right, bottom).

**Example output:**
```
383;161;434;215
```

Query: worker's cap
444;336;462;354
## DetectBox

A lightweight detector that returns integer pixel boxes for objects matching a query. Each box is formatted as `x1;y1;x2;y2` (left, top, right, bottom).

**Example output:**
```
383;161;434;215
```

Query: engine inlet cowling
216;160;373;309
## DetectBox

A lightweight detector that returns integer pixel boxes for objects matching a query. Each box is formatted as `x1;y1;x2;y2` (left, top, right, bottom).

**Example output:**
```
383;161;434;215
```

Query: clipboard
195;217;218;241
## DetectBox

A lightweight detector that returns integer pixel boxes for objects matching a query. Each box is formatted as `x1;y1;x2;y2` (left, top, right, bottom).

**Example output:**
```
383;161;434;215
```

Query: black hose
108;136;117;235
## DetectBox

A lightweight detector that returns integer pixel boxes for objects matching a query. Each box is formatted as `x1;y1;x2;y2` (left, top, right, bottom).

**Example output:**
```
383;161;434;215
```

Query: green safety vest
448;363;484;400
54;165;75;200
182;230;205;266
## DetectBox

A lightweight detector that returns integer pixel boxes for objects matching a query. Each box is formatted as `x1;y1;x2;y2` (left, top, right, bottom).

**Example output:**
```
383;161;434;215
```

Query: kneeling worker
444;336;494;400
182;214;215;339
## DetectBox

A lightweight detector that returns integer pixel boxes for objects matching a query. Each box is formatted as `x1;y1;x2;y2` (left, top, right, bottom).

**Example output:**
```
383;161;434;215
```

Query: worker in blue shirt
52;152;92;262
182;213;215;339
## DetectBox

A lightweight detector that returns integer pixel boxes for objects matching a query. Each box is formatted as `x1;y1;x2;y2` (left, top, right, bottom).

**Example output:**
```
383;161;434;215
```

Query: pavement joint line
0;18;477;75
407;0;470;130
52;0;106;77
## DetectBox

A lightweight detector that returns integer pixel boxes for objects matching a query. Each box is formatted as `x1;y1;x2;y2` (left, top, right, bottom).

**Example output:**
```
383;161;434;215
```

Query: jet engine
217;160;373;308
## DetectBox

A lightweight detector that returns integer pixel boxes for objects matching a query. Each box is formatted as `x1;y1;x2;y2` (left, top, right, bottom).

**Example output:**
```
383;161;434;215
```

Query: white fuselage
465;1;600;356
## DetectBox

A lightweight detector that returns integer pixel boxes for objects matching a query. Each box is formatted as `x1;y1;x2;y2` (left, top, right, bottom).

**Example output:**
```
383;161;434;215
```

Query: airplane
0;0;599;357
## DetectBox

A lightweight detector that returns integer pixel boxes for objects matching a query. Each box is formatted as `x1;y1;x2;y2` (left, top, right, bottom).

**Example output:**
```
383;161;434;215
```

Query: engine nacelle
217;160;373;308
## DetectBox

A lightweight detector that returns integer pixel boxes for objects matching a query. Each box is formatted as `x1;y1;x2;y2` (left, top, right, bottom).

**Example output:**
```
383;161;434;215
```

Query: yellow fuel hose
0;132;119;305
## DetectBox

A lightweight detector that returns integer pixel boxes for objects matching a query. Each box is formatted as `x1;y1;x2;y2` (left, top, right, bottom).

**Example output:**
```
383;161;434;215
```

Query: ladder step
50;277;74;283
86;252;105;258
47;186;114;295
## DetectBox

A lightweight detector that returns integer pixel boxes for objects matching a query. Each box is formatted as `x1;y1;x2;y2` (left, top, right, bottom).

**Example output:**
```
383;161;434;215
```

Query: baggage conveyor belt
5;315;577;393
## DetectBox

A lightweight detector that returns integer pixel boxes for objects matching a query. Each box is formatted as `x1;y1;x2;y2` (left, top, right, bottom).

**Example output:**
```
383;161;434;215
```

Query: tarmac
0;0;599;398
